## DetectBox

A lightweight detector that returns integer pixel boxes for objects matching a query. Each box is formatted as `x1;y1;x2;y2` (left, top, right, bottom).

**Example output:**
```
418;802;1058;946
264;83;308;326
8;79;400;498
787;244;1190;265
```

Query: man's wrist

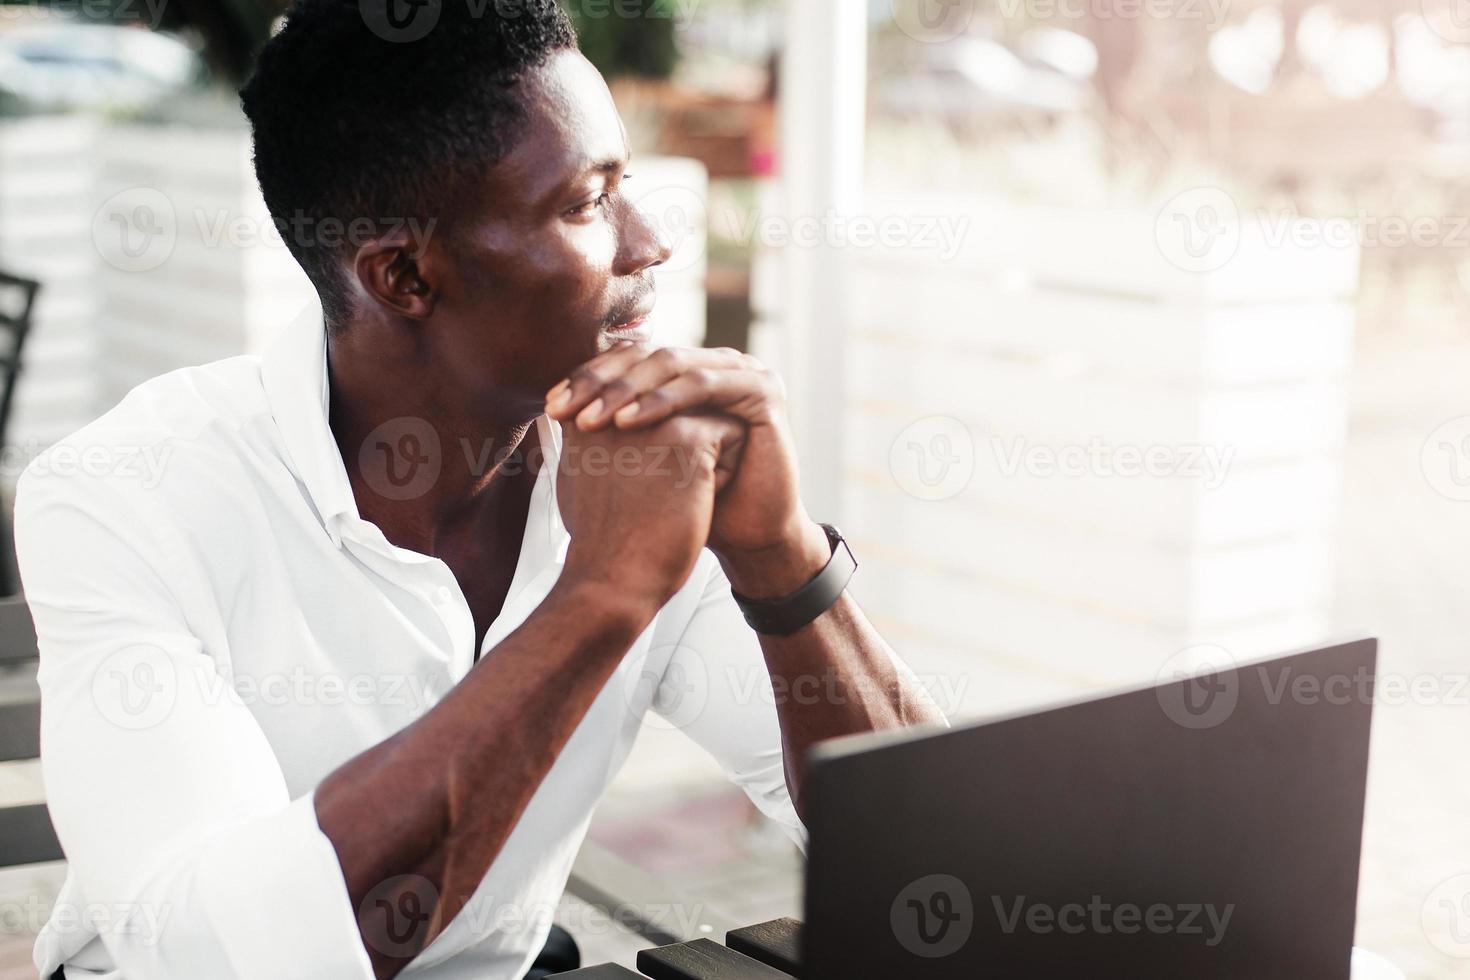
716;519;833;600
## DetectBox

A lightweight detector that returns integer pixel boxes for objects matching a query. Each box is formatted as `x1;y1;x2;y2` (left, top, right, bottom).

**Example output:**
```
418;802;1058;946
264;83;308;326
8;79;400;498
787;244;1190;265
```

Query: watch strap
730;524;856;636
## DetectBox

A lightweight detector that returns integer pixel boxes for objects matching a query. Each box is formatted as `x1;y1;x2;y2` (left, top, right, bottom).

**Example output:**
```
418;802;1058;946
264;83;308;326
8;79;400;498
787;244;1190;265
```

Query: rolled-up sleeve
16;466;373;979
652;557;807;851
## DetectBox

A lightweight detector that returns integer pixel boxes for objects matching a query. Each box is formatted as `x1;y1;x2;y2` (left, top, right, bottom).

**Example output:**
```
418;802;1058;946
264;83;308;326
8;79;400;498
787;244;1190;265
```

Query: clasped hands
545;344;831;608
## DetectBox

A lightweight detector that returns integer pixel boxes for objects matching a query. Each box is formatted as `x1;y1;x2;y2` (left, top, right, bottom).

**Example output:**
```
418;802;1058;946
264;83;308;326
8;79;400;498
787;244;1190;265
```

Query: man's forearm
720;522;946;820
314;576;651;979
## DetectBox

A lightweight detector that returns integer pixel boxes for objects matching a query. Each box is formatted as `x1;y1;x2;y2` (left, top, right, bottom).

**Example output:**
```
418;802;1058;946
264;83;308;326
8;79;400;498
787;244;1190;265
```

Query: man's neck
325;324;540;554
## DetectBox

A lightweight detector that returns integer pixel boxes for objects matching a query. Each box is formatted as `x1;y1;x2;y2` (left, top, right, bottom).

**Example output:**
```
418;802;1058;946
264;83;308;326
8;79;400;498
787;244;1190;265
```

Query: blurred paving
1332;335;1470;979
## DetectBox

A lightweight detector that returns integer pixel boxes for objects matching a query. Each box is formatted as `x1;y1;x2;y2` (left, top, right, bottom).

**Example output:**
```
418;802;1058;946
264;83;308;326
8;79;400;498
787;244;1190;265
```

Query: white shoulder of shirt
19;354;277;507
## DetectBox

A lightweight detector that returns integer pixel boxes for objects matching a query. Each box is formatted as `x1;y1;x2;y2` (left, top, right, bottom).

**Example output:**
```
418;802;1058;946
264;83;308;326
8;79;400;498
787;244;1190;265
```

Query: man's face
425;49;670;416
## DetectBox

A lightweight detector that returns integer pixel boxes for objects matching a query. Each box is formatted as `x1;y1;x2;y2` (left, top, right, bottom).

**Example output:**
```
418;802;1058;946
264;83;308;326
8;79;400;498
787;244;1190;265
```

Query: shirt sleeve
15;466;374;980
650;556;808;851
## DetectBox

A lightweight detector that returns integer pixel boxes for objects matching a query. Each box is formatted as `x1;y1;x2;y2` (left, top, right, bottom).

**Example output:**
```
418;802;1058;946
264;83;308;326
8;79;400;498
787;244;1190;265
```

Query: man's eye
570;193;612;216
568;171;636;216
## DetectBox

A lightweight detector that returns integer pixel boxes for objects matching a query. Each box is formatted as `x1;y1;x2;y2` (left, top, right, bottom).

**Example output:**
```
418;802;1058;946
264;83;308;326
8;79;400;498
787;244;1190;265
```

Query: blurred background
0;0;1468;976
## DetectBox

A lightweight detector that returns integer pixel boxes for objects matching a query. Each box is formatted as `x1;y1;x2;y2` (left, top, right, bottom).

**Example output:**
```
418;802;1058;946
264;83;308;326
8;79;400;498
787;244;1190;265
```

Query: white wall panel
757;193;1357;720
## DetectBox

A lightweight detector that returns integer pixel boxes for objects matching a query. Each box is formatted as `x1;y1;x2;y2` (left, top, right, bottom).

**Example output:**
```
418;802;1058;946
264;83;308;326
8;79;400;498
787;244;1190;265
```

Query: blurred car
0;20;199;112
874;33;1095;130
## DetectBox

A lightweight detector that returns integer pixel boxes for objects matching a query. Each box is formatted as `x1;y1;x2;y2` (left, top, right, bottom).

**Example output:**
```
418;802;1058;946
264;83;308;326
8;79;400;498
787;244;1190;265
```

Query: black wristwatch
730;524;857;636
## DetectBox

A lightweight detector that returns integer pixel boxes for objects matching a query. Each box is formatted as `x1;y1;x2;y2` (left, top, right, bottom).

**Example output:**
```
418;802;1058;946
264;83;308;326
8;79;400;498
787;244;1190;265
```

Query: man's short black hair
240;0;577;325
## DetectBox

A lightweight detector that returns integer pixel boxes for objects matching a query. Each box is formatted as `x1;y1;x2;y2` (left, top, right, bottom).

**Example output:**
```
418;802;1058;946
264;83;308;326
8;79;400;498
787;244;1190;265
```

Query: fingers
545;343;649;419
546;346;754;431
608;369;769;430
674;412;746;495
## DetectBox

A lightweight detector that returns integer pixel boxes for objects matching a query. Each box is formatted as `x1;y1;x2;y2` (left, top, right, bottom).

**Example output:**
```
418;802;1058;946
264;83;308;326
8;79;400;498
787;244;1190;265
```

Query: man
17;2;941;977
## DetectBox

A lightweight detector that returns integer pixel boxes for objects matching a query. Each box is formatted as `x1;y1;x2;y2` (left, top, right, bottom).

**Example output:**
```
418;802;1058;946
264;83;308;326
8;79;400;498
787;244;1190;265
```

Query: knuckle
641;387;673;409
652;347;686;370
600;378;634;402
568;364;604;387
713;414;743;439
664;416;698;443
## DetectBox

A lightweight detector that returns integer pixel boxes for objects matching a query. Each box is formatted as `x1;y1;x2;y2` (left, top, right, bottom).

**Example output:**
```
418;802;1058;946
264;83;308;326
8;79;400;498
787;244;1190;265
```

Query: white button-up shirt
16;308;805;979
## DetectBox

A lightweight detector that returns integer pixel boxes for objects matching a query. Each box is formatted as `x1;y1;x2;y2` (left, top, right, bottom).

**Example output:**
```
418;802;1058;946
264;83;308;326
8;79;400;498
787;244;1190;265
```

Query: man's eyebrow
543;154;627;205
581;156;626;177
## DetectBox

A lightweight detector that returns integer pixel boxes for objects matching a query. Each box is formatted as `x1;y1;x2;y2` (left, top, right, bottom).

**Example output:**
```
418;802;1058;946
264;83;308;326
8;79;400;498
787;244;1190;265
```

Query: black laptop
801;639;1377;979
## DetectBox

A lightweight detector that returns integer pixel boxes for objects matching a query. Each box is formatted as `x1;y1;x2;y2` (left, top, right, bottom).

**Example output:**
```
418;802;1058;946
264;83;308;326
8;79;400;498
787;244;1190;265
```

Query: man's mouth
606;313;649;334
604;294;656;342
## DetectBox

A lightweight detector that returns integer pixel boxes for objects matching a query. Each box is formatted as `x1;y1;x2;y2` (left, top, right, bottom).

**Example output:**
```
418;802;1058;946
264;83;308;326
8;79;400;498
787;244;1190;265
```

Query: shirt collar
260;306;566;553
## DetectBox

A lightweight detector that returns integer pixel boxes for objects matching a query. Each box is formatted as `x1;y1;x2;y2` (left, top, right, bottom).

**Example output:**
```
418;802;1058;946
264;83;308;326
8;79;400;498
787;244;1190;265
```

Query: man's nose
614;197;673;276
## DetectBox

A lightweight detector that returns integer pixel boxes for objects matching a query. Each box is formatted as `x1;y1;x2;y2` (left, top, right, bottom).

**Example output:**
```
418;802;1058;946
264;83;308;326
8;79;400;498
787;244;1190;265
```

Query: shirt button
436;587;453;604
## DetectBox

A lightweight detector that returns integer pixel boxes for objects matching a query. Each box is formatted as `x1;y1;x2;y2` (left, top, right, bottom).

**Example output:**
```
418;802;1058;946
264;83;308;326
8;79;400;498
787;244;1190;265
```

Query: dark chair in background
0;593;62;868
0;272;39;597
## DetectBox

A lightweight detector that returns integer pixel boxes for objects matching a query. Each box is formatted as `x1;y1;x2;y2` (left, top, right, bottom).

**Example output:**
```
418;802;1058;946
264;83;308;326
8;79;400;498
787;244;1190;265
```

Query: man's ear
352;229;437;319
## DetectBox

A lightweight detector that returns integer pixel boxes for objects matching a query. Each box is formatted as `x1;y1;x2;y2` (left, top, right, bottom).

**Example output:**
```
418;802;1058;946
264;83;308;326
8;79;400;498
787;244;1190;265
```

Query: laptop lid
803;639;1377;979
